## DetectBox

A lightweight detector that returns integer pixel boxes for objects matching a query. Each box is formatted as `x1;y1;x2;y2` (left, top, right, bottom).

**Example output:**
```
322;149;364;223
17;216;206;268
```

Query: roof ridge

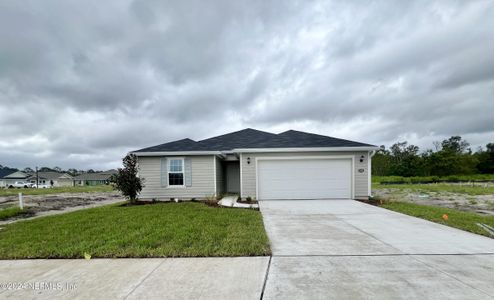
198;128;276;142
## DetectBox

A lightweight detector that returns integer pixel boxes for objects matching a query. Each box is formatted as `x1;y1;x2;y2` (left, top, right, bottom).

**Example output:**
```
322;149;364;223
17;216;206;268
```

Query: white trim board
132;147;379;157
239;153;243;198
254;155;355;200
213;156;217;197
133;151;223;156
234;146;379;153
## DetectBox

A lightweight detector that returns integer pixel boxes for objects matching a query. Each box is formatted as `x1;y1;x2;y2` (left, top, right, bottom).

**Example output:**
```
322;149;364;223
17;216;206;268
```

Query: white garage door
257;158;352;200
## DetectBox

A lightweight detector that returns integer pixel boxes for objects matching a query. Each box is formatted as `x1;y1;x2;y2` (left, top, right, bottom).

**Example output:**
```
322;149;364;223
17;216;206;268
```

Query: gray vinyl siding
138;155;215;200
215;156;224;196
240;151;370;199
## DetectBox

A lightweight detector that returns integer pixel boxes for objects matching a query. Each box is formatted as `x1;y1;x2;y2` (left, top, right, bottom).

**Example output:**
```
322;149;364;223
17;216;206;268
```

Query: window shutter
184;158;192;187
161;158;168;187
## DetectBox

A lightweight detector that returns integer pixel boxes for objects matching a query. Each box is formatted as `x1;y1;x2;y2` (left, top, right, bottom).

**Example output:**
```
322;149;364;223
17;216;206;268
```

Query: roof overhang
132;151;223;156
133;147;379;156
232;146;380;153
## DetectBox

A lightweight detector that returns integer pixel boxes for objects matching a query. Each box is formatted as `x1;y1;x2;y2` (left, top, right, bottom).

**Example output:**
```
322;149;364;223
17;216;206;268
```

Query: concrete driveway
260;200;494;299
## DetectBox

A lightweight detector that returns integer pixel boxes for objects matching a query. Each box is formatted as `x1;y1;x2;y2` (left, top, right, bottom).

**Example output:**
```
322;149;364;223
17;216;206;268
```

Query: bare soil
373;188;494;216
0;192;124;223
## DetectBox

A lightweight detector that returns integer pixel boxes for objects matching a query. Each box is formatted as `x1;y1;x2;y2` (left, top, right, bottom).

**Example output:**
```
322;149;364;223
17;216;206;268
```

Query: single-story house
0;169;19;187
27;171;73;187
132;128;379;201
1;171;30;187
73;170;117;186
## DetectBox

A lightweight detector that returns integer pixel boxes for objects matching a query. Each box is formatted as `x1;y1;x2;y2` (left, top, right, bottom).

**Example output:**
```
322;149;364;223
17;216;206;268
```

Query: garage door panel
257;159;352;200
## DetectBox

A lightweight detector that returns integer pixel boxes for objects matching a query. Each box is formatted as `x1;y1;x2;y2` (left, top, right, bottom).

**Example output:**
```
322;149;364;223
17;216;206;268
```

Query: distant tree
39;167;55;172
425;136;477;175
441;136;470;154
87;169;96;173
476;143;494;174
389;142;422;177
53;166;62;172
372;146;392;176
23;167;34;173
373;136;490;177
111;154;143;204
67;168;79;176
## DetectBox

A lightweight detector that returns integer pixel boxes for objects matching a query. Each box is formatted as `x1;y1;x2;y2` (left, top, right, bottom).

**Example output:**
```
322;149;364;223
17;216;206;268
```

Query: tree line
372;136;494;177
0;165;104;176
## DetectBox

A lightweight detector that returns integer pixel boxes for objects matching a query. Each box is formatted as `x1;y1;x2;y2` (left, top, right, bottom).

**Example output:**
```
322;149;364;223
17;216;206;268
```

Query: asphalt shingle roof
26;171;73;180
73;170;117;181
133;128;376;153
0;169;17;179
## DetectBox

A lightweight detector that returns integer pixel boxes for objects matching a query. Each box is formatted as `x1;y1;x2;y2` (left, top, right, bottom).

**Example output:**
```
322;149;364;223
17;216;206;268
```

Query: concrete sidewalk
0;257;269;299
260;200;494;299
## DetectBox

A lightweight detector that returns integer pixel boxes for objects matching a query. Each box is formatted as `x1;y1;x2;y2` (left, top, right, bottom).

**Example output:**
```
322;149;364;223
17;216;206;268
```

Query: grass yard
372;182;494;195
381;201;494;238
0;185;113;197
0;202;271;259
0;206;32;221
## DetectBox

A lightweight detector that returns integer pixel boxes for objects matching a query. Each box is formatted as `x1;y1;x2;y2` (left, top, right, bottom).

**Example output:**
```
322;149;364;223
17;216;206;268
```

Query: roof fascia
132;151;223;156
232;146;380;153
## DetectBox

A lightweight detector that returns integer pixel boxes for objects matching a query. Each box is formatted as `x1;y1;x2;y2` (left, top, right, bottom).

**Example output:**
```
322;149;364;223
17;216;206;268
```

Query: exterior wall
215;156;224;196
4;178;29;187
0;180;4;187
240;151;370;200
55;178;73;187
138;155;215;200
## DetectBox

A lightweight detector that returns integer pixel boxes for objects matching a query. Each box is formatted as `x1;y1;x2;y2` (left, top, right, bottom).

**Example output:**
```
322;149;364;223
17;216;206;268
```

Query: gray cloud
0;0;493;170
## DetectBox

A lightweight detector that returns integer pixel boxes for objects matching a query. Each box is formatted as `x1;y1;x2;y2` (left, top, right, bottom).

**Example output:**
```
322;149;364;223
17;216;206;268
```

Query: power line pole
36;166;39;189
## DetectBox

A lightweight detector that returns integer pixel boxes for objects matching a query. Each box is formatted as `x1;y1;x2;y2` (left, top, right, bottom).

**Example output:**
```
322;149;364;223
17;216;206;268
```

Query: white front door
257;158;352;200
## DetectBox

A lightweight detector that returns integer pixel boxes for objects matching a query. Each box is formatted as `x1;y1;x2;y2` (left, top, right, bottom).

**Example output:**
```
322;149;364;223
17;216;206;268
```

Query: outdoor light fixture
247;157;251;164
360;155;365;163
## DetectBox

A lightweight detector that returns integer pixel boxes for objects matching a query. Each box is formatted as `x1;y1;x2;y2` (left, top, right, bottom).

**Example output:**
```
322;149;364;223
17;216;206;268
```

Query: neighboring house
27;172;74;187
2;171;30;187
132;128;379;201
0;169;18;187
73;170;117;186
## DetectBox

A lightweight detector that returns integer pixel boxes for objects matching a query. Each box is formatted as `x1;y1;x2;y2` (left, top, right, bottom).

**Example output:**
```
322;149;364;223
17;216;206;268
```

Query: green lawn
0;206;32;221
381;201;494;238
373;182;494;195
0;202;271;259
0;185;113;197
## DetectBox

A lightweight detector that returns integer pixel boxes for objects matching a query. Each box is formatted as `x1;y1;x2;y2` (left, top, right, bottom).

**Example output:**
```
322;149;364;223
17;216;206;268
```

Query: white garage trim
239;152;243;197
255;156;355;200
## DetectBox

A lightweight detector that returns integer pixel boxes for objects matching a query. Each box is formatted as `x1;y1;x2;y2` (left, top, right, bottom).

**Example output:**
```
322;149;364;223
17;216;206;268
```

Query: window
168;158;184;186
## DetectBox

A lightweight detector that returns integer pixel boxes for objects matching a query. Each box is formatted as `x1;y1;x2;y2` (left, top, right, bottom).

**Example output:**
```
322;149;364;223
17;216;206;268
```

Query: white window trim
167;157;185;188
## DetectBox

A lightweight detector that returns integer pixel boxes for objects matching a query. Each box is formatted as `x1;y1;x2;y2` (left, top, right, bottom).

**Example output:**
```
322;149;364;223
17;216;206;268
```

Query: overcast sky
1;0;493;170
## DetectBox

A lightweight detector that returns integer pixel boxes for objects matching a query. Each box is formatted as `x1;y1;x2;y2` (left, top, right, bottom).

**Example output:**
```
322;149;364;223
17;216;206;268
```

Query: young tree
111;154;143;204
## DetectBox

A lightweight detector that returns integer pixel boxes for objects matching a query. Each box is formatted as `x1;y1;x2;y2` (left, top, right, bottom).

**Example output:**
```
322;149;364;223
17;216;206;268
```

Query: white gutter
132;147;380;156
232;146;380;153
132;151;223;156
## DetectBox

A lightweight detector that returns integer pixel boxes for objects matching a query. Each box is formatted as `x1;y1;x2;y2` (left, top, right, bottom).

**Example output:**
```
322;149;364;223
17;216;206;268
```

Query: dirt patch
373;188;494;215
0;192;124;223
